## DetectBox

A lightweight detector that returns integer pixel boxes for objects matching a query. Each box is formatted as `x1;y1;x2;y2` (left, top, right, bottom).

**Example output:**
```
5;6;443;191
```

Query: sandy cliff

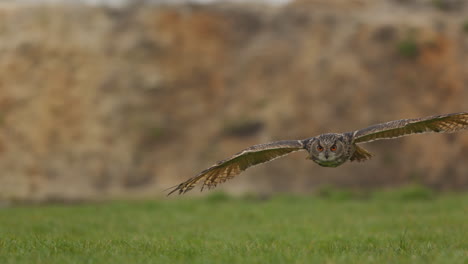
0;0;467;201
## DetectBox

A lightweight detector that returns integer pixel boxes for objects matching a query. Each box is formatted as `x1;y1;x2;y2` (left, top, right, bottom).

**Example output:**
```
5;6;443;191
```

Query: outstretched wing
352;112;468;144
167;140;307;195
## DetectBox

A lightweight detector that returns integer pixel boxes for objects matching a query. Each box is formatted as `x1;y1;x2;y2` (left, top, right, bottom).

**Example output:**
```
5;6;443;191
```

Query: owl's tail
350;145;373;162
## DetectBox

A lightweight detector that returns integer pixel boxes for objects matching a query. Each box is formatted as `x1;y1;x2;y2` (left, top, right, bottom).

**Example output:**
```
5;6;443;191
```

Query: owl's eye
317;145;324;152
330;145;337;152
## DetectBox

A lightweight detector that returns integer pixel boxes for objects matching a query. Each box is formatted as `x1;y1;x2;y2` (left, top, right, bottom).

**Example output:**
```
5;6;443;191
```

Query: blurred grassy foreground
0;187;466;264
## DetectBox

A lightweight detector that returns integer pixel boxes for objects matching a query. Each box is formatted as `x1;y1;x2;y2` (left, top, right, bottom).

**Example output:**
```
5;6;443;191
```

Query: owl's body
168;112;468;195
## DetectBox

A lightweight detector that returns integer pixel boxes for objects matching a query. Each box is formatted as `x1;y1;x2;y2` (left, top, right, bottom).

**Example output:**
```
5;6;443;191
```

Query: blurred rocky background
0;0;467;202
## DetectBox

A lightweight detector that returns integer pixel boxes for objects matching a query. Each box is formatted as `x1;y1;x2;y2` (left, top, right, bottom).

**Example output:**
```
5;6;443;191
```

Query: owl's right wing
352;112;468;144
167;140;308;195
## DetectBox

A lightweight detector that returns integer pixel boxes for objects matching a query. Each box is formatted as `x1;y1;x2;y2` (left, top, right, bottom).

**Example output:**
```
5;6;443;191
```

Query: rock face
0;1;467;201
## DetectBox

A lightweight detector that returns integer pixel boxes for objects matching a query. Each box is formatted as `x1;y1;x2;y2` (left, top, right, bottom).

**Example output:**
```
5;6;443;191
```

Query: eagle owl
168;112;468;195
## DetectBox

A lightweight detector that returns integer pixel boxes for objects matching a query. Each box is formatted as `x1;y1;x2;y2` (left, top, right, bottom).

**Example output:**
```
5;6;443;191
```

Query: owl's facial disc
316;145;337;163
308;134;346;167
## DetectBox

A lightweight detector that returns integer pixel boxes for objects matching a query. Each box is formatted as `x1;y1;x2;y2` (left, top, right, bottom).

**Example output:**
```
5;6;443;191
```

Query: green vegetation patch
0;189;466;264
397;38;420;58
463;20;468;33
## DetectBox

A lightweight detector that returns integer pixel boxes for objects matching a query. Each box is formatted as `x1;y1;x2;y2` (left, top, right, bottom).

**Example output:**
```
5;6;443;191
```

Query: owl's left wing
352;112;468;144
167;140;307;195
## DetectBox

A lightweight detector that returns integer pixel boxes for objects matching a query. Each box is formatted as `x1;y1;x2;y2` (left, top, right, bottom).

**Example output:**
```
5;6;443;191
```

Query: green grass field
0;187;467;264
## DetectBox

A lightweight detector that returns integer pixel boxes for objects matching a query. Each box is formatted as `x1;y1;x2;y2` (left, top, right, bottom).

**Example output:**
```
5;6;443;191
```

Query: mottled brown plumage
168;112;468;195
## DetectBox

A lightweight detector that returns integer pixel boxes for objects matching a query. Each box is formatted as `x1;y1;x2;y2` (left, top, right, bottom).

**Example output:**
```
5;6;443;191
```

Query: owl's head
307;133;347;167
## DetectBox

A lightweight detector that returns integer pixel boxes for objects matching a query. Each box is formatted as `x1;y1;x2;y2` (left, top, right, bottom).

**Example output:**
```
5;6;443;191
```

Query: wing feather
167;140;306;195
353;112;468;144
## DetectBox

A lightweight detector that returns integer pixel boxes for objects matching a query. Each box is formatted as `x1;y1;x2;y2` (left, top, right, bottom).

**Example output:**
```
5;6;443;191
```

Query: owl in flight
168;112;467;195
